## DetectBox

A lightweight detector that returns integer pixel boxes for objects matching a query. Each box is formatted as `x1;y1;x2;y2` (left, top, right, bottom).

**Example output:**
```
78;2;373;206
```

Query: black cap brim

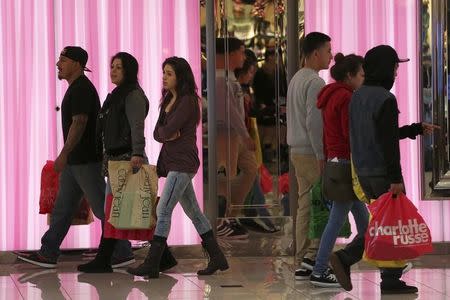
397;58;410;63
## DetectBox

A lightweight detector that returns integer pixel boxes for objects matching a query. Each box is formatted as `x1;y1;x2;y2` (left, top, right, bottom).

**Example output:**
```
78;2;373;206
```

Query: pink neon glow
305;0;450;243
0;0;201;251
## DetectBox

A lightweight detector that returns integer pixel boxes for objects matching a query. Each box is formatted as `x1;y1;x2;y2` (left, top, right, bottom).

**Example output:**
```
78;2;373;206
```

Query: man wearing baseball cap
328;45;438;294
59;46;92;72
17;46;134;269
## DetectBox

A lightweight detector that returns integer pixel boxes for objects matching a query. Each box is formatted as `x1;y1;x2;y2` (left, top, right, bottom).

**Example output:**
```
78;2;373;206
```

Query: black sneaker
310;269;341;288
329;252;352;291
295;268;312;280
111;256;136;268
17;252;57;268
239;218;280;233
381;280;418;294
217;220;230;237
253;218;280;233
217;219;249;239
301;258;315;271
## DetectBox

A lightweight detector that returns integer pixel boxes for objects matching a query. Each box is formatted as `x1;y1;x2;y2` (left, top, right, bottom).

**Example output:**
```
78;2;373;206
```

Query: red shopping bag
39;160;94;225
278;172;289;194
364;192;433;260
259;164;273;194
104;194;155;240
39;161;59;214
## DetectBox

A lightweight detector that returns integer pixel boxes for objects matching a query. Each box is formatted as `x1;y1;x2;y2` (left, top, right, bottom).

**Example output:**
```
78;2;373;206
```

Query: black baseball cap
60;46;92;72
364;45;409;65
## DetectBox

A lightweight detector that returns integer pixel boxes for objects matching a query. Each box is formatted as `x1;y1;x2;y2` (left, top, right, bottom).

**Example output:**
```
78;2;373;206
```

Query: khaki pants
217;130;258;217
291;153;321;264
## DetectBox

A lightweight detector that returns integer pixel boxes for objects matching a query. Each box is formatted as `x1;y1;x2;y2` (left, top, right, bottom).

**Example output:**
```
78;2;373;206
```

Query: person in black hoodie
329;45;438;294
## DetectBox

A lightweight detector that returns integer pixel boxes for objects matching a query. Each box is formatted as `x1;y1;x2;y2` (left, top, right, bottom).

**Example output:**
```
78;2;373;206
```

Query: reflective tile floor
1;256;450;299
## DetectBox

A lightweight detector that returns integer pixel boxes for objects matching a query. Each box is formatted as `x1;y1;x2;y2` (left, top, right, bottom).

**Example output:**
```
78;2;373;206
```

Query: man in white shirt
287;32;332;279
215;37;258;239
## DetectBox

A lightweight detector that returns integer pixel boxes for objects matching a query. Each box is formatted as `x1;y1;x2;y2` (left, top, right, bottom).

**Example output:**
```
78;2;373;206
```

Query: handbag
322;161;359;202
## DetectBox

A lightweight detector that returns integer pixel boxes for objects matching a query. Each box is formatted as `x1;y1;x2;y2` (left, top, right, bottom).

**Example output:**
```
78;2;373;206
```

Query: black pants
337;176;403;281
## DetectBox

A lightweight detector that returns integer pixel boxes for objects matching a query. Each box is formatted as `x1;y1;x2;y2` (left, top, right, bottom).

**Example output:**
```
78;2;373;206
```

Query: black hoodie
350;45;422;184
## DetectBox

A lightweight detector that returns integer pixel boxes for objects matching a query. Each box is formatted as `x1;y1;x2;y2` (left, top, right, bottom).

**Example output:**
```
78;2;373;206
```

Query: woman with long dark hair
77;52;177;273
127;56;228;278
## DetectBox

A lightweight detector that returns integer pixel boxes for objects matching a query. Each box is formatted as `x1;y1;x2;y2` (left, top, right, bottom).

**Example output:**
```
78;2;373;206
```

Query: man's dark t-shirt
61;75;101;165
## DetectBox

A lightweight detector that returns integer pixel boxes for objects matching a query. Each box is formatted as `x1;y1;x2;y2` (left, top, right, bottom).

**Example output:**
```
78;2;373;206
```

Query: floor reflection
3;256;450;299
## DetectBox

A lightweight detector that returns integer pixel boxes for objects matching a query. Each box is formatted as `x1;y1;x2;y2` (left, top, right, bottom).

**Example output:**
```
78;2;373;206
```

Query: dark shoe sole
330;253;352;291
197;263;229;275
381;288;418;294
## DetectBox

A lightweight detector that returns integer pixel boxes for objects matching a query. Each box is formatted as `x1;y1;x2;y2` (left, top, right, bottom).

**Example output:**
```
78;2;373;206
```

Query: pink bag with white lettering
364;192;433;260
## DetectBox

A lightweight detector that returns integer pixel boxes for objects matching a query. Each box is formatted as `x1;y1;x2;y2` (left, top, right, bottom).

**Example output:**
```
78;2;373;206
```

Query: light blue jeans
312;199;369;275
40;162;133;259
155;171;212;237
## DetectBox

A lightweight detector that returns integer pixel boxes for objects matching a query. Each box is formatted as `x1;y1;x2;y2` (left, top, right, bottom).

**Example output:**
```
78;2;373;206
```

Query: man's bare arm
61;114;88;155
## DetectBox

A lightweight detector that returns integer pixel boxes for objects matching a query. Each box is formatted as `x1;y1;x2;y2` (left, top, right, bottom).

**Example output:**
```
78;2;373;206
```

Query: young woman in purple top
127;57;229;278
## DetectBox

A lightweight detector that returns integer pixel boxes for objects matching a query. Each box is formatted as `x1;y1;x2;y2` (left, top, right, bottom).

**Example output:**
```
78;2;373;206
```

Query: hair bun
334;52;345;63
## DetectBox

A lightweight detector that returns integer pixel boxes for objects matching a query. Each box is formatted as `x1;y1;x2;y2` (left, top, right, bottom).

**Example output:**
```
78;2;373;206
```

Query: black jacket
350;86;422;183
97;83;149;156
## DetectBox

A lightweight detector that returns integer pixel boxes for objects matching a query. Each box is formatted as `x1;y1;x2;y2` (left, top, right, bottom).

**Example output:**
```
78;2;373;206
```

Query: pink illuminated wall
305;0;450;243
0;0;202;251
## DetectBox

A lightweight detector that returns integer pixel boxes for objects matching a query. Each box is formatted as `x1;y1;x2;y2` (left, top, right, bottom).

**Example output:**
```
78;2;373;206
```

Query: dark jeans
336;175;405;281
40;162;132;260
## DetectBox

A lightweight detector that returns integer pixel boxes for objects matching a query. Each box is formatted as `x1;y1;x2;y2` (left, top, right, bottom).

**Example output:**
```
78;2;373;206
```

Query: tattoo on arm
62;114;88;155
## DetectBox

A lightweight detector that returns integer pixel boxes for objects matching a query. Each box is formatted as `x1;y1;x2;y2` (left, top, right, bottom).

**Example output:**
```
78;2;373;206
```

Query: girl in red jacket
310;53;368;288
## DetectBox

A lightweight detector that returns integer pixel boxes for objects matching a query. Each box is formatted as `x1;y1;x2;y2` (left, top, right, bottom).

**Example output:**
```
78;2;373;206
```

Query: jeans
329;175;406;281
312;199;369;275
40;162;133;259
155;171;212;237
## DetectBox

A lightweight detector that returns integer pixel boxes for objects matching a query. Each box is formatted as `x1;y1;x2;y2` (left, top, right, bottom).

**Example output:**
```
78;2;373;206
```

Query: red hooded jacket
317;82;353;160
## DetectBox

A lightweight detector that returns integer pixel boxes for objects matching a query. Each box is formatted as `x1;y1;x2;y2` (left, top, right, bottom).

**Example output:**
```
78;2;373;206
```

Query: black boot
330;250;352;291
197;230;229;275
77;237;117;273
126;239;176;276
160;246;178;272
380;268;418;294
127;236;166;278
